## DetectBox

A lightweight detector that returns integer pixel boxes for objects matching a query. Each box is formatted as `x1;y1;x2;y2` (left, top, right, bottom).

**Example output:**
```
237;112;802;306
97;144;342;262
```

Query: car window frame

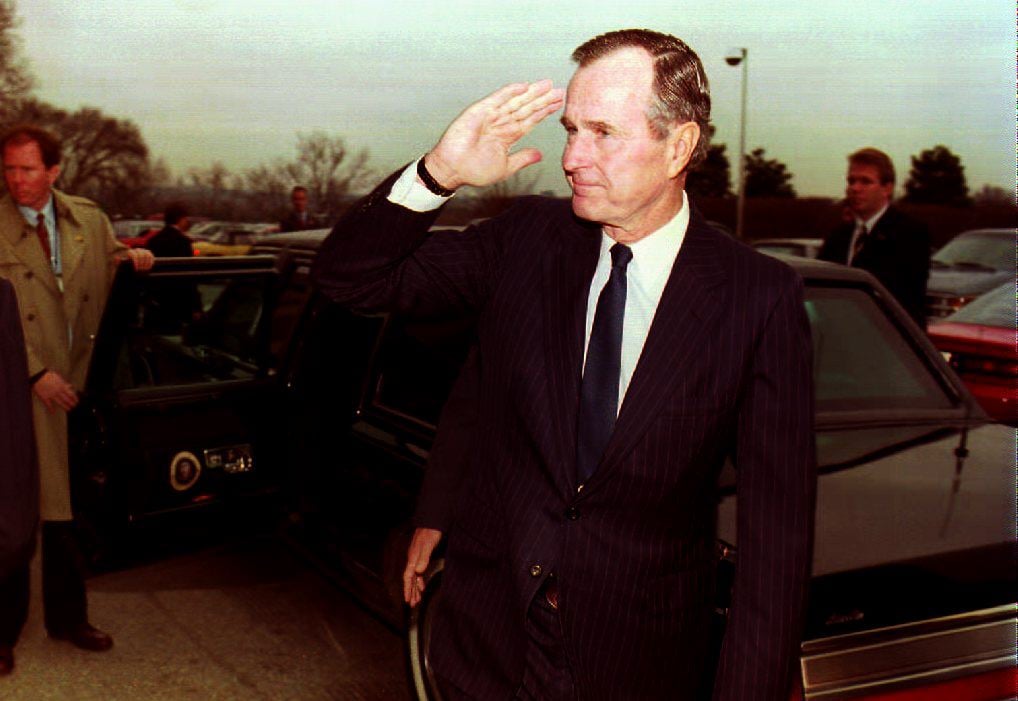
86;257;284;403
803;273;986;431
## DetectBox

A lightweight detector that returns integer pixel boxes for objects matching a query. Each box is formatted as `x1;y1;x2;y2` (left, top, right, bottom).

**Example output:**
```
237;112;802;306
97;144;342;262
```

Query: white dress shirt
846;203;888;265
389;159;690;414
584;206;688;414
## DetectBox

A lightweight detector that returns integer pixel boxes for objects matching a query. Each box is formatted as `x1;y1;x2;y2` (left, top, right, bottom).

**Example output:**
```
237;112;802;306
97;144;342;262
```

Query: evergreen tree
903;145;971;206
744;148;796;198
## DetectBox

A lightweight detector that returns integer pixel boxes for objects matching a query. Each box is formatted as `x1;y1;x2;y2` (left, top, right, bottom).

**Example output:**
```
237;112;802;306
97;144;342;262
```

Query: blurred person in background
819;148;930;326
279;185;321;232
145;201;194;257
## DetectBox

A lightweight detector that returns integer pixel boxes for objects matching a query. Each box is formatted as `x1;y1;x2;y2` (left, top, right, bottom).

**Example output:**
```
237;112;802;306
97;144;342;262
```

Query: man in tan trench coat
0;124;154;674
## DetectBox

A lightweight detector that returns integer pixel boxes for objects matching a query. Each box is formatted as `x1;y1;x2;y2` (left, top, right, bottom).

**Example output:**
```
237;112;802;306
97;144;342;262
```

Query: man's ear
881;181;894;202
666;121;700;179
46;164;61;188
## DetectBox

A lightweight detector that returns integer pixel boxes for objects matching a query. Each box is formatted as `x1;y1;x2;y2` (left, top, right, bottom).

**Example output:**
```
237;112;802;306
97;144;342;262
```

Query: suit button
565;507;579;521
24;271;33;279
26;313;34;321
82;293;90;302
529;565;542;578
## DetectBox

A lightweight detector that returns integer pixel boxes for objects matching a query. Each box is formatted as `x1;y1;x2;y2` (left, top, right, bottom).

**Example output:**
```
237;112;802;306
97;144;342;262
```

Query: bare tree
0;0;32;119
242;132;372;223
8;99;152;211
180;161;242;218
285;131;371;219
241;159;291;221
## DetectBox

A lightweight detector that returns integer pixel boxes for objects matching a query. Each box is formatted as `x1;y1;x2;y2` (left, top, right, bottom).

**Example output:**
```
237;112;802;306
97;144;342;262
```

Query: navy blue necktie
576;243;632;486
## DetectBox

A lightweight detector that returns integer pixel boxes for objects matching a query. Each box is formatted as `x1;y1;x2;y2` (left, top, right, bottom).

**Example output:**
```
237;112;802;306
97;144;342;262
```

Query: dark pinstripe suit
313;173;816;700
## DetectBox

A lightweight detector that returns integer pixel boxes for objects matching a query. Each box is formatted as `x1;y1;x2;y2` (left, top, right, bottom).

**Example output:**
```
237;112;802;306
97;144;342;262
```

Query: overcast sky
16;0;1016;198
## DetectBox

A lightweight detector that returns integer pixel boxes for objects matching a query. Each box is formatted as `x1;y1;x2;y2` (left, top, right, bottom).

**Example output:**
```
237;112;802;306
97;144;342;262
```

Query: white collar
856;203;889;232
599;192;690;286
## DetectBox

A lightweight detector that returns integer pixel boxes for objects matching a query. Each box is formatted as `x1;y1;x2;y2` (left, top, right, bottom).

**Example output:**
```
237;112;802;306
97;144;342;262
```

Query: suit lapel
584;212;728;494
542;213;601;494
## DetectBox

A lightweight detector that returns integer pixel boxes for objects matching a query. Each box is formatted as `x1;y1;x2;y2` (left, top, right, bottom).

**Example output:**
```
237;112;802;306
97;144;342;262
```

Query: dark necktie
36;212;52;263
849;222;868;264
576;243;633;486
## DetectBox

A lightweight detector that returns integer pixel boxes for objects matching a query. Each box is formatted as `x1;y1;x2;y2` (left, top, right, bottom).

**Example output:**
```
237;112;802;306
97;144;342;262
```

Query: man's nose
562;135;591;172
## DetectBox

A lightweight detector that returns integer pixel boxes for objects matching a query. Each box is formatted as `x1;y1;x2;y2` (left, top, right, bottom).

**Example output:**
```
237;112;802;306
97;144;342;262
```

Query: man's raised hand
424;80;565;192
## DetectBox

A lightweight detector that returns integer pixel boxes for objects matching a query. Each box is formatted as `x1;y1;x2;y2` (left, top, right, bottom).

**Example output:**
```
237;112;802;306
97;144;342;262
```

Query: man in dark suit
313;29;815;700
145;201;194;257
279;186;321;232
0;279;37;675
818;148;930;326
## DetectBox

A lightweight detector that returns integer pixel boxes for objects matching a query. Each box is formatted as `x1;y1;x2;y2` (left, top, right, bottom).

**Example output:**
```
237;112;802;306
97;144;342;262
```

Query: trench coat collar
0;193;63;296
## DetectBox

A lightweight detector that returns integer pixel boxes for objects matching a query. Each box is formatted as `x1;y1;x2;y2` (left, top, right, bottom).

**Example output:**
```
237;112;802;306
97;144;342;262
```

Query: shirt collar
17;195;55;226
857;203;889;232
599;191;690;286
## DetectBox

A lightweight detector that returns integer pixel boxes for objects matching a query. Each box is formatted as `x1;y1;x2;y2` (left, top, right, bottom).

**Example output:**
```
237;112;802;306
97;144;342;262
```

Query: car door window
372;315;474;427
112;274;273;389
807;286;953;412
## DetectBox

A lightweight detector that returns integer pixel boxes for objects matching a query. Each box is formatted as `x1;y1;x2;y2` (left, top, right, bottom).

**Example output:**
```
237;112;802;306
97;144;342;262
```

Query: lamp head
725;48;746;66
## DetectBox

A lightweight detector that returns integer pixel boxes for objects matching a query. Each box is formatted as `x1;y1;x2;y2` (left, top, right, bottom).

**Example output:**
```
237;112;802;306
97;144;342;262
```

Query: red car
112;219;160;248
928;282;1017;424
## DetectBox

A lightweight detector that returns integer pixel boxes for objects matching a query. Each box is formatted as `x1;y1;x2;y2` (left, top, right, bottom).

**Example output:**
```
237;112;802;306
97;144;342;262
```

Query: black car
74;233;1015;700
70;254;305;538
925;228;1016;321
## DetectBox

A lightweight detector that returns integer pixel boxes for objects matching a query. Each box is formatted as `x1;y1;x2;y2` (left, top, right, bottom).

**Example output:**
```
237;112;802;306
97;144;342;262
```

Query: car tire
405;560;445;701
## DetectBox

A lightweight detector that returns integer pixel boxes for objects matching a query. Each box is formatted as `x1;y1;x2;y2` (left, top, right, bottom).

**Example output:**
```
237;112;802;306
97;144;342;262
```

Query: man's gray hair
572;29;712;168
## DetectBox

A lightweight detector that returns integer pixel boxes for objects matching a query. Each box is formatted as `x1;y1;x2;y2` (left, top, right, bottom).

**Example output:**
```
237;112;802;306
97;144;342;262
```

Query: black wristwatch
417;157;457;197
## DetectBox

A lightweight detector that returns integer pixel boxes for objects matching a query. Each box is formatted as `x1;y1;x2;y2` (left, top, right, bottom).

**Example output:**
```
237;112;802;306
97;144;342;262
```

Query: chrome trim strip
801;605;1017;699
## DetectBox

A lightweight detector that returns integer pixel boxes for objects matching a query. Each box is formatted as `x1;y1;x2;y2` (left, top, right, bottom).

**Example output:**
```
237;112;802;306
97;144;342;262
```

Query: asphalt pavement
1;529;412;701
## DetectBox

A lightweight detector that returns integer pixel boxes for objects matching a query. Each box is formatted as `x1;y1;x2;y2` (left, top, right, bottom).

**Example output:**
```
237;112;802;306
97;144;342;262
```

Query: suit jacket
0;278;37;578
0;191;125;520
818;205;930;325
312;174;816;700
279;210;322;232
145;225;194;257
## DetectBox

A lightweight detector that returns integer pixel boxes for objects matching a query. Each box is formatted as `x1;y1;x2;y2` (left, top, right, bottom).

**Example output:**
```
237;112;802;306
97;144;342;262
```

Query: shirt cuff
388;157;454;212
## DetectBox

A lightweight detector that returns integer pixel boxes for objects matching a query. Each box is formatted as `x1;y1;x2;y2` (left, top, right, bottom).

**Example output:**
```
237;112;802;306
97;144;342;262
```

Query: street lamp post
725;48;748;240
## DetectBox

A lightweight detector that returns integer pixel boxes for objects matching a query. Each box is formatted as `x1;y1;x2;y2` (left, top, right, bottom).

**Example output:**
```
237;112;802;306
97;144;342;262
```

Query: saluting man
0;124;154;674
314;29;815;700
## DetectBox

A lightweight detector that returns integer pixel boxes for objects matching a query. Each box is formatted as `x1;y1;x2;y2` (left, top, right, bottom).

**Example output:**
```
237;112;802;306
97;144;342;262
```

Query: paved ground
1;532;412;701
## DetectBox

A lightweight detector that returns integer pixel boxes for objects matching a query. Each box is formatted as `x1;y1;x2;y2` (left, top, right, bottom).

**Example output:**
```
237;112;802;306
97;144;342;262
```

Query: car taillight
789;667;1017;700
950;354;1018;379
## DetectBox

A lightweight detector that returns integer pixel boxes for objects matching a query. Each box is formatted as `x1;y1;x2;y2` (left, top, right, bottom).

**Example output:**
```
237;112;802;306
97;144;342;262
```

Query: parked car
752;237;824;259
112;219;160;248
74;233;1015;700
70;254;303;542
927;282;1017;425
246;236;1015;701
192;222;280;256
925;228;1015;321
